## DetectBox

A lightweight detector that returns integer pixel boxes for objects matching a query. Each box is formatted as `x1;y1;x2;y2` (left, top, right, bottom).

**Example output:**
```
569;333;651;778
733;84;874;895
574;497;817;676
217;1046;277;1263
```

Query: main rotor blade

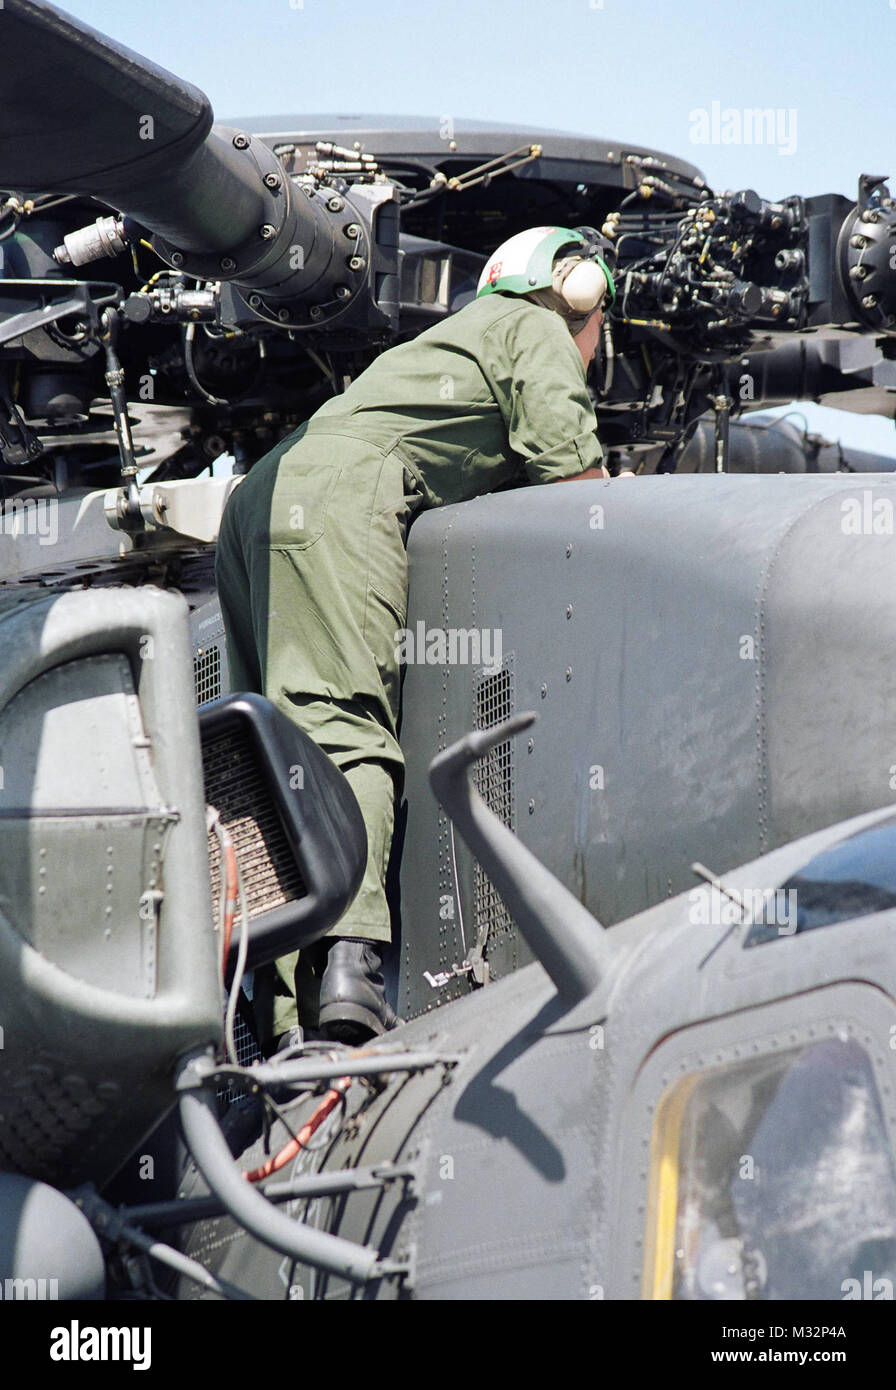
0;0;212;194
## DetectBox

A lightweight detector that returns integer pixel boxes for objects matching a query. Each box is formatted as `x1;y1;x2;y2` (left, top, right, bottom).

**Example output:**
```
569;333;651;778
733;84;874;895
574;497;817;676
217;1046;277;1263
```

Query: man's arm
480;302;606;484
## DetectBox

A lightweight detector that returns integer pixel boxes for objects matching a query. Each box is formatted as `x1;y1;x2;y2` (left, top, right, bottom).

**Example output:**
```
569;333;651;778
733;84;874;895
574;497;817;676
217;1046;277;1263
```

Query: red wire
220;831;238;975
243;1076;352;1183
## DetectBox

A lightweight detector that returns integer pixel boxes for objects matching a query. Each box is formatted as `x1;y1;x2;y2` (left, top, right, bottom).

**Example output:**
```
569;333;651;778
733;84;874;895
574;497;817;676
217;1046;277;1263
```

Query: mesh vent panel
203;725;306;921
473;664;515;948
217;1002;264;1108
194;646;222;706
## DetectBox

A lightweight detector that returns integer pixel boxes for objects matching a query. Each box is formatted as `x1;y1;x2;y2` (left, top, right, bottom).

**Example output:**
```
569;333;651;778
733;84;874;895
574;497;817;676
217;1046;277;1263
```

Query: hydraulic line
243;1076;351;1183
176;1050;382;1284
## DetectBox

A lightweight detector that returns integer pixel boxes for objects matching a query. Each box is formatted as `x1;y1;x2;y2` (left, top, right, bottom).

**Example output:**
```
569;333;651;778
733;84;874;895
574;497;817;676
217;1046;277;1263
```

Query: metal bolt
850;234;867;249
263;172;281;190
566;667;572;682
278;308;290;322
233;133;250;150
862;294;878;308
347;255;365;271
335;285;351;300
259;223;277;240
327;196;344;213
566;544;572;558
540;683;547;699
220;256;236;272
527;738;534;753
345;223;361;239
528;799;536;815
248;293;262;308
169;251;184;267
310;305;324;319
566;605;573;619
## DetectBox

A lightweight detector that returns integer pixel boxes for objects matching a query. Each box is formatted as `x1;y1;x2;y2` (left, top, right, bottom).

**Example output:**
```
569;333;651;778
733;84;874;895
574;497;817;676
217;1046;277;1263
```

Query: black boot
318;938;401;1045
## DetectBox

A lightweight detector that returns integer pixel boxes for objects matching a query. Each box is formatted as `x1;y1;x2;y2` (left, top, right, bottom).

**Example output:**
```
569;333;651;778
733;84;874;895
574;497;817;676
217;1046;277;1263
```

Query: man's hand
558;463;609;482
558;463;639;481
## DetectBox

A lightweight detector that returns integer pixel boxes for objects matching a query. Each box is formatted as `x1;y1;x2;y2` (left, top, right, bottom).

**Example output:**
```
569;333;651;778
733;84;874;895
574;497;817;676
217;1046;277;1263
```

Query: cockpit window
745;815;896;946
645;1039;896;1300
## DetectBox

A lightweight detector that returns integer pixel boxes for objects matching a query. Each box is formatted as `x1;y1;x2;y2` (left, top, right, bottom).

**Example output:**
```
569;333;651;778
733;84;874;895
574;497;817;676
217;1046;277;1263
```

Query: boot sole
318;1001;389;1044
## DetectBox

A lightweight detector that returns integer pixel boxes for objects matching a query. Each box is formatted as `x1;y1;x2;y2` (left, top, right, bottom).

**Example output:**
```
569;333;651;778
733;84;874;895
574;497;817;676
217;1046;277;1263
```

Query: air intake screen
194;645;222;706
473;664;515;961
202;724;306;922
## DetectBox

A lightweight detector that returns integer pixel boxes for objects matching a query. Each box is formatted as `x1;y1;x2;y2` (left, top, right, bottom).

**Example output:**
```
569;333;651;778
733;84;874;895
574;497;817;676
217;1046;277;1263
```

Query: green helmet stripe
593;254;617;305
479;226;616;306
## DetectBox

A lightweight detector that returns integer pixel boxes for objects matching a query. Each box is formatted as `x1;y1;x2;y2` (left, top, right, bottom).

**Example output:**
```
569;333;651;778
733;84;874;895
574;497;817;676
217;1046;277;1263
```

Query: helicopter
0;0;895;1312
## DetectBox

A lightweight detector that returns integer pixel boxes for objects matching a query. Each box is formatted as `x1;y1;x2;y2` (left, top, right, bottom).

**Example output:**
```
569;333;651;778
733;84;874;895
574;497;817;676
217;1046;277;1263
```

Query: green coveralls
215;291;603;1036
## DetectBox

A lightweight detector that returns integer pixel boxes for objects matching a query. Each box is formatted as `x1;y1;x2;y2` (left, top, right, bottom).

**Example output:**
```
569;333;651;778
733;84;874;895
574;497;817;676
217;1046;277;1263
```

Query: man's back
304;292;602;505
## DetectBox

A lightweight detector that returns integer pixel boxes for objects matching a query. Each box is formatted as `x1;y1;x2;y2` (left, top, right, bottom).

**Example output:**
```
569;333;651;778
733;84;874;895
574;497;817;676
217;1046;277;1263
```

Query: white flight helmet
476;225;616;320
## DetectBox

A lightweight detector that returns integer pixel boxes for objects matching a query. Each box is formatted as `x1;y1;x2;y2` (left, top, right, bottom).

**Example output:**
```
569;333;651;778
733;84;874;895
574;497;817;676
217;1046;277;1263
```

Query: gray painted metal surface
0;1173;106;1299
397;473;896;1019
0;586;223;1187
182;800;896;1299
0;473;894;1300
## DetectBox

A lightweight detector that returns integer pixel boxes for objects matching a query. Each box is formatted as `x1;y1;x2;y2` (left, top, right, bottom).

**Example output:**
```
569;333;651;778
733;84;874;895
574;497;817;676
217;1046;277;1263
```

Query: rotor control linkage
712;392;732;472
99;306;142;526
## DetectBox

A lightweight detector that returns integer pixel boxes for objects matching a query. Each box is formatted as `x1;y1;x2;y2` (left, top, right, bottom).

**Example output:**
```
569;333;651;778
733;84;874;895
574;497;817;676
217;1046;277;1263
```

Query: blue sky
61;0;896;457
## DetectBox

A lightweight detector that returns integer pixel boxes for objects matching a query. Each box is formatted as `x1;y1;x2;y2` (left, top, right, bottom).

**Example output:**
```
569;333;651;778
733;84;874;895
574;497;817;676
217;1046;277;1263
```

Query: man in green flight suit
216;224;618;1046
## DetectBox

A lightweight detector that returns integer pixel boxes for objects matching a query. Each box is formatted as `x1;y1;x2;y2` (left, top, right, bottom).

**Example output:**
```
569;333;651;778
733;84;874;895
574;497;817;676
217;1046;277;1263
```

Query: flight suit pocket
269;462;342;550
367;458;411;627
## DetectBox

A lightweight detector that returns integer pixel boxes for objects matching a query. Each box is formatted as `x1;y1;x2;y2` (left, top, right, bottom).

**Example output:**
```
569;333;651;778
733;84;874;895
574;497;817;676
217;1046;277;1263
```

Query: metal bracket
423;961;475;990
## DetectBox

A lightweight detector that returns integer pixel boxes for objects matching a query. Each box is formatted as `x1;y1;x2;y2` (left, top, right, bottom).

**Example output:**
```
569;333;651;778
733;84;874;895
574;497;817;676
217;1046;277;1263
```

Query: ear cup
556;259;606;313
